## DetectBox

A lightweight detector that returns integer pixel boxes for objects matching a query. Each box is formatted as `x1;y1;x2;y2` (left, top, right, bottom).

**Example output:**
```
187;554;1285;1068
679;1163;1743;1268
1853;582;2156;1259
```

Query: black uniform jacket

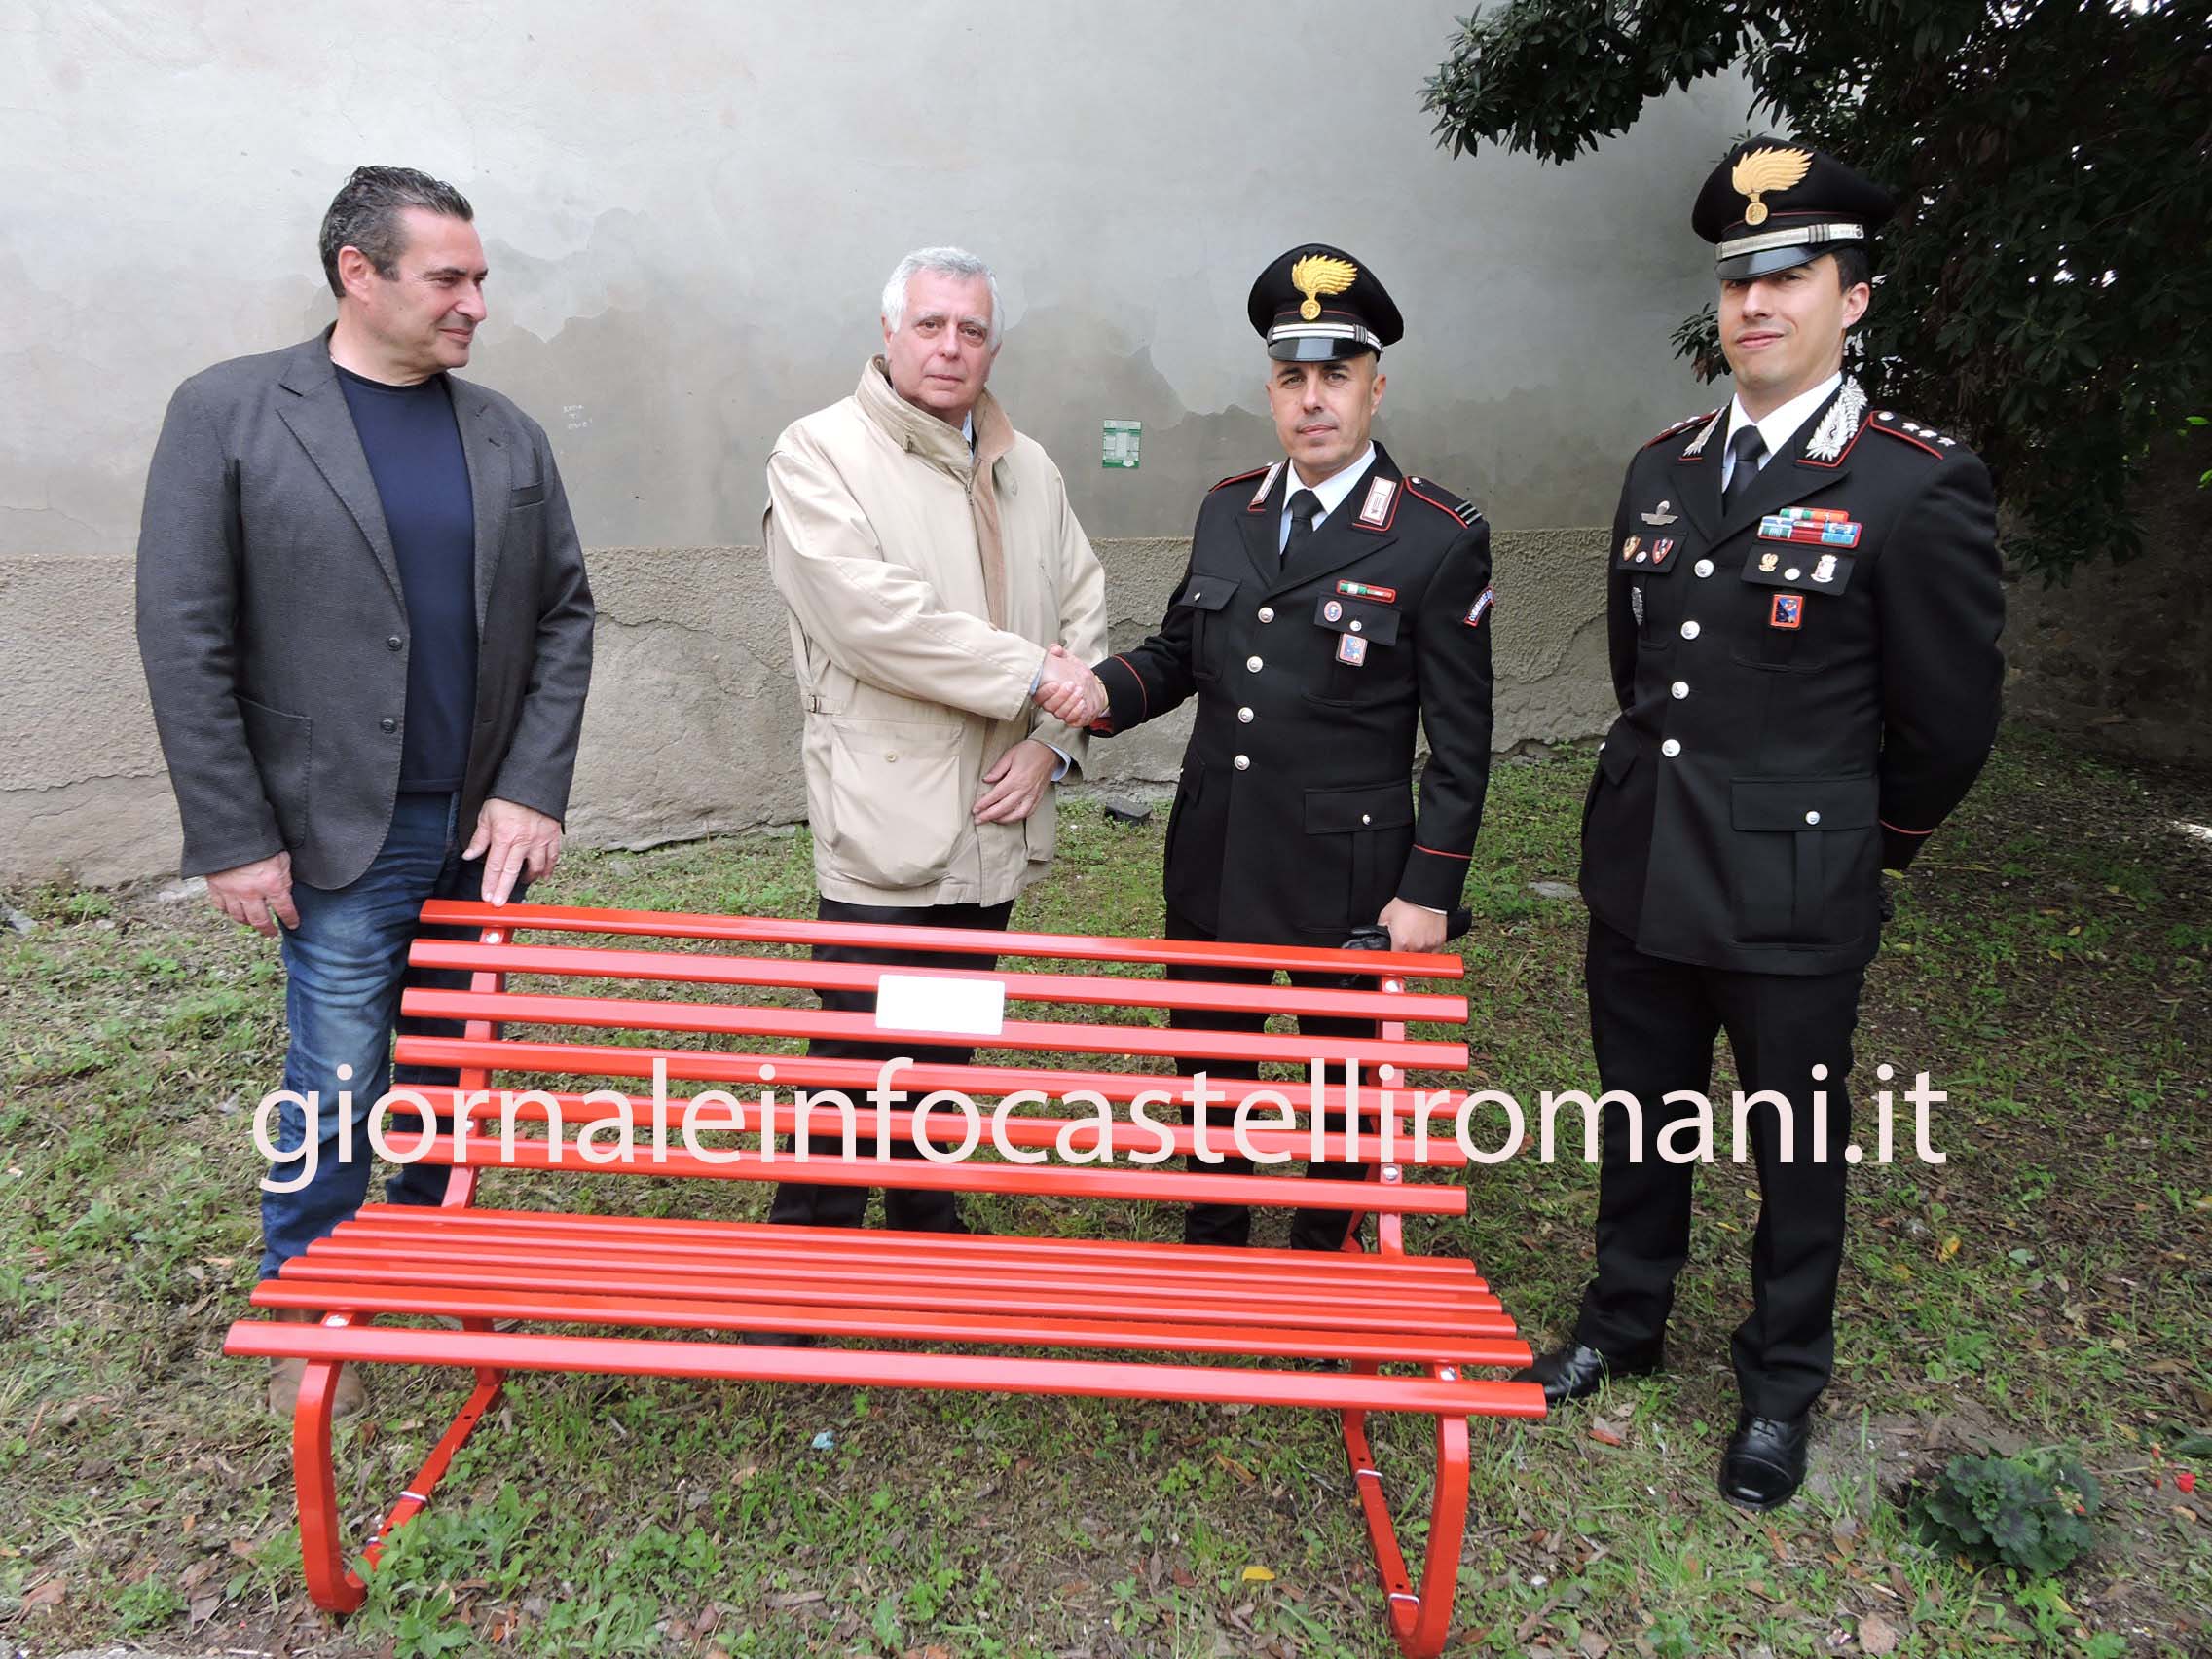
1579;381;2004;977
1094;444;1494;942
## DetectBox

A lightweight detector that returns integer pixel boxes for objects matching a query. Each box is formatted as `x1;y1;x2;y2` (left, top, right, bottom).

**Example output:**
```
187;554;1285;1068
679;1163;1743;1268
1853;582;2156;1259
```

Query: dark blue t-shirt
335;364;478;793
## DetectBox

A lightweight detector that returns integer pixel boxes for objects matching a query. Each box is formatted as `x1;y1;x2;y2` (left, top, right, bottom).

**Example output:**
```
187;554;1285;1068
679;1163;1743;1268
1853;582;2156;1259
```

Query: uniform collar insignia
1680;409;1725;458
1802;376;1868;462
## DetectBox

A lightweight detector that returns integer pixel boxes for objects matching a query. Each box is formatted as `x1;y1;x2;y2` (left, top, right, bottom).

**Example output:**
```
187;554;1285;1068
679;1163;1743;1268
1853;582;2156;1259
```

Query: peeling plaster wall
0;531;1609;885
2;0;1756;884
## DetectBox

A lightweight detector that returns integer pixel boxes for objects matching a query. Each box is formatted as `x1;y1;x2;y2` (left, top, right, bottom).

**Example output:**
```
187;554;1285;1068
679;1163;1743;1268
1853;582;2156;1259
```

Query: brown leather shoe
265;1307;366;1419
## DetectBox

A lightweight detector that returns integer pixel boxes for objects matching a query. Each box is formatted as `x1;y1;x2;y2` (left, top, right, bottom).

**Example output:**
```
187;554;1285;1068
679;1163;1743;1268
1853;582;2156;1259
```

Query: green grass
1;726;2207;1656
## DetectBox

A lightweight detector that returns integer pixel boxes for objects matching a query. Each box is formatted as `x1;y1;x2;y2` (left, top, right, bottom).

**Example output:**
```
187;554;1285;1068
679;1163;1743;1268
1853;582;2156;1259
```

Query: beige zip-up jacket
766;358;1108;906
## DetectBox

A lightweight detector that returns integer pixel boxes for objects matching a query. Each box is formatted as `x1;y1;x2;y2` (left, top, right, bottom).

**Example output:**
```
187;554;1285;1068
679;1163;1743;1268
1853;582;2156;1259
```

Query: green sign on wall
1101;420;1140;469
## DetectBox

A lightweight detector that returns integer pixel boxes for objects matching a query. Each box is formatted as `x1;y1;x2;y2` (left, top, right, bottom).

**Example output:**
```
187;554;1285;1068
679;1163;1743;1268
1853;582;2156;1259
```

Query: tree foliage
1421;0;2212;579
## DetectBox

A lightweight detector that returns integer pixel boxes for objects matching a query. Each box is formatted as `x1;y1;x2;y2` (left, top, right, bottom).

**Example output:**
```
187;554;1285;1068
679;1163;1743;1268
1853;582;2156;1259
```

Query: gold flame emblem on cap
1290;254;1358;321
1730;146;1813;226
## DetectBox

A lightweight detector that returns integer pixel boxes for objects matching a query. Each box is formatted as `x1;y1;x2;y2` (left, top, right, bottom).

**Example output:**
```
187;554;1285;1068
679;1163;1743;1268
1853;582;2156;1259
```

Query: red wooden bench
226;900;1543;1657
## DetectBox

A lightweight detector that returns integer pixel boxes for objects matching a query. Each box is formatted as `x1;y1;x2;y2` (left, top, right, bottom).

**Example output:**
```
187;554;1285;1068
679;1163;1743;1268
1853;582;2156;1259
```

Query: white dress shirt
1721;373;1840;491
1279;442;1377;551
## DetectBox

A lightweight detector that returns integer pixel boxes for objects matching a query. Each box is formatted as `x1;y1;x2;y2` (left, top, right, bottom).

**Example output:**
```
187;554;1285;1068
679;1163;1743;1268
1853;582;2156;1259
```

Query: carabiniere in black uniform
1524;140;2006;1510
1090;245;1494;1249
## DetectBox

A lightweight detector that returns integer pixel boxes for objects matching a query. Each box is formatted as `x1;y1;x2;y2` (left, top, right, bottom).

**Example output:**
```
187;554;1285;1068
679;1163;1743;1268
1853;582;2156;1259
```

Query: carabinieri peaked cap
1692;137;1897;280
1247;243;1404;362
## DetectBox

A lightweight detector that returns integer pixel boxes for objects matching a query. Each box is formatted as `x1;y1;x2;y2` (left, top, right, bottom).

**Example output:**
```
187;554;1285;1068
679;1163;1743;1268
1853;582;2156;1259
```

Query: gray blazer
135;333;595;889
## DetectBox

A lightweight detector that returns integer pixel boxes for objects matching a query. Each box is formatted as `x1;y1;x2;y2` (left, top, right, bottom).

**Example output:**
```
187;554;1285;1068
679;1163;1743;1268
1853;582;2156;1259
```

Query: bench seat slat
336;1205;1493;1289
397;1135;1469;1214
419;900;1465;981
248;1280;1530;1367
226;1323;1546;1419
400;987;1468;1069
284;1244;1513;1337
409;939;1469;1024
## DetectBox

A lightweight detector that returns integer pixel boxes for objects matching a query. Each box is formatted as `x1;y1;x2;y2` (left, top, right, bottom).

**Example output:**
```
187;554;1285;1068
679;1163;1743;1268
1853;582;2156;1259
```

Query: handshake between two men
1034;643;1107;728
1024;644;1450;953
972;645;1107;828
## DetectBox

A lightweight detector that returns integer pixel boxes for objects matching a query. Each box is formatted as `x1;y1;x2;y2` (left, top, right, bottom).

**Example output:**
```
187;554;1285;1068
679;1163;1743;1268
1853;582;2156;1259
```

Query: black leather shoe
1511;1342;1663;1407
1718;1410;1811;1510
740;1329;821;1348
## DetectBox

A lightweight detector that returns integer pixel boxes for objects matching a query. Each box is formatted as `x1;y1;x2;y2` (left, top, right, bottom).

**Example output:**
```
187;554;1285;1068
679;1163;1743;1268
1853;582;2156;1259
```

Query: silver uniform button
1236;706;1253;723
1361;813;1372;825
1349;620;1363;633
1694;559;1714;578
1234;754;1250;770
1257;606;1275;623
1679;619;1701;640
1246;655;1263;672
1670;680;1689;700
1805;809;1822;825
1786;567;1801;581
1661;738;1682;758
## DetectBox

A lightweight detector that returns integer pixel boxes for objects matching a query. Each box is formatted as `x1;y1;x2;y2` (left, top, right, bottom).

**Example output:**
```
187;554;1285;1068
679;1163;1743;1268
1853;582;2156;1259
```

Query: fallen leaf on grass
1214;1452;1256;1484
1171;1565;1197;1587
188;1592;220;1627
1860;1611;1899;1653
1240;1565;1275;1582
1588;1419;1626;1447
22;1578;64;1609
1579;1634;1612;1657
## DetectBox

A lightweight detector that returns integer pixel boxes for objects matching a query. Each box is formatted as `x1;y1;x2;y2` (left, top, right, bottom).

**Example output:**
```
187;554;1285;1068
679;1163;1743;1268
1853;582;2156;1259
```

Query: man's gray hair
318;165;475;298
880;246;1004;350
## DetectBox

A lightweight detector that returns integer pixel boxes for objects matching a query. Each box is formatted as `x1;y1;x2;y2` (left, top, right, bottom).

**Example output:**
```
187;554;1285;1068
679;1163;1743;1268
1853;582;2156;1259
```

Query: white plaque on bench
873;973;1007;1039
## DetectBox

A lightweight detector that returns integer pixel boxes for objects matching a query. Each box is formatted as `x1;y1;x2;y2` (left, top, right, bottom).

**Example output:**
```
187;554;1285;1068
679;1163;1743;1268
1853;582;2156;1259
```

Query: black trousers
764;896;1014;1233
1572;916;1863;1419
1164;906;1372;1251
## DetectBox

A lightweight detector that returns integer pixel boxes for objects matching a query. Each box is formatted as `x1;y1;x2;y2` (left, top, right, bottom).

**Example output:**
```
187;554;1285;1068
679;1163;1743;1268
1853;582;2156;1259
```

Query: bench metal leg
290;1313;364;1614
1343;1402;1471;1659
284;1307;509;1614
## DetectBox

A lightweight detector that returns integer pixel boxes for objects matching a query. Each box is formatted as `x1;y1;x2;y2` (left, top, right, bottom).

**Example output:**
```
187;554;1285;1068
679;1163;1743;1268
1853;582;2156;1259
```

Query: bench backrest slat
408;939;1468;1023
395;1085;1475;1167
400;987;1466;1071
419;900;1462;980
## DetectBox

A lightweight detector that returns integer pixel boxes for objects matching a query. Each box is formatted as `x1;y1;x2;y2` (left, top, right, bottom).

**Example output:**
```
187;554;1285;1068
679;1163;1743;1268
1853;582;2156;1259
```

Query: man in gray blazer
135;166;594;1417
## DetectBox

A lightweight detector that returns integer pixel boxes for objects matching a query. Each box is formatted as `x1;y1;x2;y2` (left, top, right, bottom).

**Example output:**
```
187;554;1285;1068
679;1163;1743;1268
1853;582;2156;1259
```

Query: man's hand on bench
463;798;564;906
206;850;299;938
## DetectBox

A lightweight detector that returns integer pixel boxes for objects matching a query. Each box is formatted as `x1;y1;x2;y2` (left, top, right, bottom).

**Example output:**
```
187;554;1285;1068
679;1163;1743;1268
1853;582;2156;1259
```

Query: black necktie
1722;425;1767;514
1282;488;1321;571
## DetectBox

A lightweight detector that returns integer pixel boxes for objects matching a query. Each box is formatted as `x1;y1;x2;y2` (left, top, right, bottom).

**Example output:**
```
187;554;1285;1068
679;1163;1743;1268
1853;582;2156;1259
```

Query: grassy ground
1;727;2207;1658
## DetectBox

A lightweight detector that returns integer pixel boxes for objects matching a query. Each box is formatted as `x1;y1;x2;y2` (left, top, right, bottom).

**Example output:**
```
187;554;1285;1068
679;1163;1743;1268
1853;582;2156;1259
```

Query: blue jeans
261;791;518;1277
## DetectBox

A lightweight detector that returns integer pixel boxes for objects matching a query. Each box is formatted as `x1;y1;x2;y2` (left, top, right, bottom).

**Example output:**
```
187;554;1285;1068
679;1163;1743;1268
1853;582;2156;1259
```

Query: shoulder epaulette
1866;409;1972;460
1208;464;1272;493
1401;474;1484;529
1643;409;1721;451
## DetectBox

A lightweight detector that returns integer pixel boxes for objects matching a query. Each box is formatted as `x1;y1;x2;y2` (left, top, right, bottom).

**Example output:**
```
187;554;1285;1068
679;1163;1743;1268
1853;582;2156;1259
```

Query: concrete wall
0;529;1611;885
0;0;1757;884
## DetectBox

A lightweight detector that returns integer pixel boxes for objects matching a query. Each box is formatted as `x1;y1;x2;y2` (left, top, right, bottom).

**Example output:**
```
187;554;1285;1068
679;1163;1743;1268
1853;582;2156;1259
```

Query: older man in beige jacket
757;246;1107;1279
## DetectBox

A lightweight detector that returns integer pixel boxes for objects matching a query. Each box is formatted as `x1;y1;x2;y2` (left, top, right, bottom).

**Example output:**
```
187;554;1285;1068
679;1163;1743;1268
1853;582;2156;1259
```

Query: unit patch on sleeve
1464;586;1494;629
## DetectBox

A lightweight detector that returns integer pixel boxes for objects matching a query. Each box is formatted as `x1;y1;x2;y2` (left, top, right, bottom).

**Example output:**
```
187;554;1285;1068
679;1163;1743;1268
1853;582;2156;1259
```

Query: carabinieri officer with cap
1041;243;1495;1251
1516;141;2006;1508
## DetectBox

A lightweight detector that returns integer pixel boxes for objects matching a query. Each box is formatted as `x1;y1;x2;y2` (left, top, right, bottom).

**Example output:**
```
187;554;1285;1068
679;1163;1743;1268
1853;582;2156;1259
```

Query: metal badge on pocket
1337;634;1369;666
